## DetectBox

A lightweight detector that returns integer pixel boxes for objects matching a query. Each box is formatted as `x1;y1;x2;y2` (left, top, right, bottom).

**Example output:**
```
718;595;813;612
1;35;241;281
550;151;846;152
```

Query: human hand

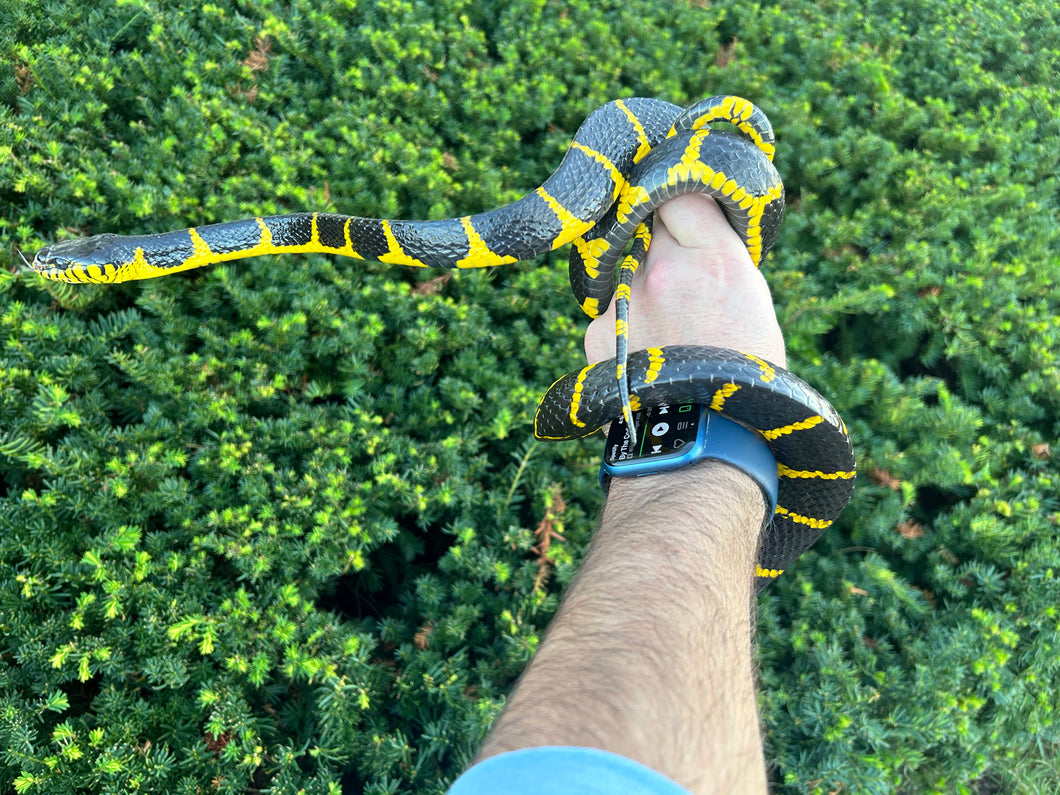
583;193;786;368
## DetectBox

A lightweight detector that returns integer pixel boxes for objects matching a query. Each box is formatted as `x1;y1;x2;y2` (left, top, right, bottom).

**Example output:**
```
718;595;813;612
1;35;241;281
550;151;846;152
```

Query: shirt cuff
447;746;692;795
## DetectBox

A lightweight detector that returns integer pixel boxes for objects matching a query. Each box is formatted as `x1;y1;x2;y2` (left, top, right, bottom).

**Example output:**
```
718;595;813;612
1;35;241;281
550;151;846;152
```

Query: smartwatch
600;402;779;515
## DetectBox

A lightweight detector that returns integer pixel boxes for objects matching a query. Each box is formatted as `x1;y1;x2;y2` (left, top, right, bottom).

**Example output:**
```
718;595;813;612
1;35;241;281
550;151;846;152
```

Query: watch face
604;402;704;466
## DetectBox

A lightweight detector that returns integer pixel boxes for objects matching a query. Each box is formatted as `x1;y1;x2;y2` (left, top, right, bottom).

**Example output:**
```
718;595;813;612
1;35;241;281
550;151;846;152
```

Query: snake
31;95;855;589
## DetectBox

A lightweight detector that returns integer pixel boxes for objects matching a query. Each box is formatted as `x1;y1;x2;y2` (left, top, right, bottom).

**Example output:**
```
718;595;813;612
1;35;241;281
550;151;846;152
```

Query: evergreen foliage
1;0;1058;792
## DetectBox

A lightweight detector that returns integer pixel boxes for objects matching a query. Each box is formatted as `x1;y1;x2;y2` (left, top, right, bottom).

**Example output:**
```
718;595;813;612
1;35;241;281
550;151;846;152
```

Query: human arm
471;194;783;793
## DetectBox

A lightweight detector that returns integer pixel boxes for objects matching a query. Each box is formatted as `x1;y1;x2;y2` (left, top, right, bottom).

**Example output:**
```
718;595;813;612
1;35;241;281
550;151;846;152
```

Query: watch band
601;409;779;516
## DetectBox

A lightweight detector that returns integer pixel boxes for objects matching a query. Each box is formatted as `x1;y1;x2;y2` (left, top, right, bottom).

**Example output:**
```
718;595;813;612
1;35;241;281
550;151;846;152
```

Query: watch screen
604;402;702;465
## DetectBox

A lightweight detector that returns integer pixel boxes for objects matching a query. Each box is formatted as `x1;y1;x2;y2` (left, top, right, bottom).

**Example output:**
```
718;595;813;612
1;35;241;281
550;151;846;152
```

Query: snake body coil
536;346;855;589
31;95;855;588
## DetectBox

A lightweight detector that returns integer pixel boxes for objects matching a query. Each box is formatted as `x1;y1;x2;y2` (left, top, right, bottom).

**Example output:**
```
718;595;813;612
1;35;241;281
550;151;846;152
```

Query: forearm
476;462;768;794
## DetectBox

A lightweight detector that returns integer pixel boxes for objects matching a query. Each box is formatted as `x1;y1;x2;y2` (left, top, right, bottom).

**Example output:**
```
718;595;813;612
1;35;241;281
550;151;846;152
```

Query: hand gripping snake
31;95;855;589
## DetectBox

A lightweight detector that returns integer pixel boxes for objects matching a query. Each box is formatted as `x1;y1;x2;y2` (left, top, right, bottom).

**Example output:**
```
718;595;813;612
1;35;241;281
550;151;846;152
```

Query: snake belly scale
31;95;855;588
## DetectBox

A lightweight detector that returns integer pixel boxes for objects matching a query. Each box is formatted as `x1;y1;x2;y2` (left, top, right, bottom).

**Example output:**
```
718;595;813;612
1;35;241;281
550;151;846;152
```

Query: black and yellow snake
31;95;855;589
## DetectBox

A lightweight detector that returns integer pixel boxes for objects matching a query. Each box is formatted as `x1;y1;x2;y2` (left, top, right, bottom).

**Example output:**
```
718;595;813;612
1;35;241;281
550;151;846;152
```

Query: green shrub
2;0;1058;792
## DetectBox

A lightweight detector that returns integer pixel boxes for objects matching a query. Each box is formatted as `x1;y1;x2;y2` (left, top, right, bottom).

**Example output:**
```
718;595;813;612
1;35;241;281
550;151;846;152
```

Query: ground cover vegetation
0;0;1058;792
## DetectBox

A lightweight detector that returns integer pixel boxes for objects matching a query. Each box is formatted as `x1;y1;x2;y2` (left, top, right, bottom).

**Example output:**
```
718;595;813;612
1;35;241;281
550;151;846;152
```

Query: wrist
600;460;768;581
601;407;779;517
605;458;769;525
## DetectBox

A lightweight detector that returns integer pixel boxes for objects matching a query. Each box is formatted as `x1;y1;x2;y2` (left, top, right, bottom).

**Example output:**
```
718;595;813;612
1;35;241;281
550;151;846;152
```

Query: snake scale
31;95;855;589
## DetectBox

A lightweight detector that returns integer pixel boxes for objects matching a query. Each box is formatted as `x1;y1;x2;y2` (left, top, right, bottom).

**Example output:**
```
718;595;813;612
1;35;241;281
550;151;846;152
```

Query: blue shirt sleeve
447;746;692;795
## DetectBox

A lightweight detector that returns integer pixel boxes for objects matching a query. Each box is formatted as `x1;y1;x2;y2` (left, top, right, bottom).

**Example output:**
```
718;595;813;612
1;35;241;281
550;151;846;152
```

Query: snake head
32;234;131;283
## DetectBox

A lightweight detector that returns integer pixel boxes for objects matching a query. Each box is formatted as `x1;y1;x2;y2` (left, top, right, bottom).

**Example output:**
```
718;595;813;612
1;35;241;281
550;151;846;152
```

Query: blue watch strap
700;413;779;515
601;411;779;516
